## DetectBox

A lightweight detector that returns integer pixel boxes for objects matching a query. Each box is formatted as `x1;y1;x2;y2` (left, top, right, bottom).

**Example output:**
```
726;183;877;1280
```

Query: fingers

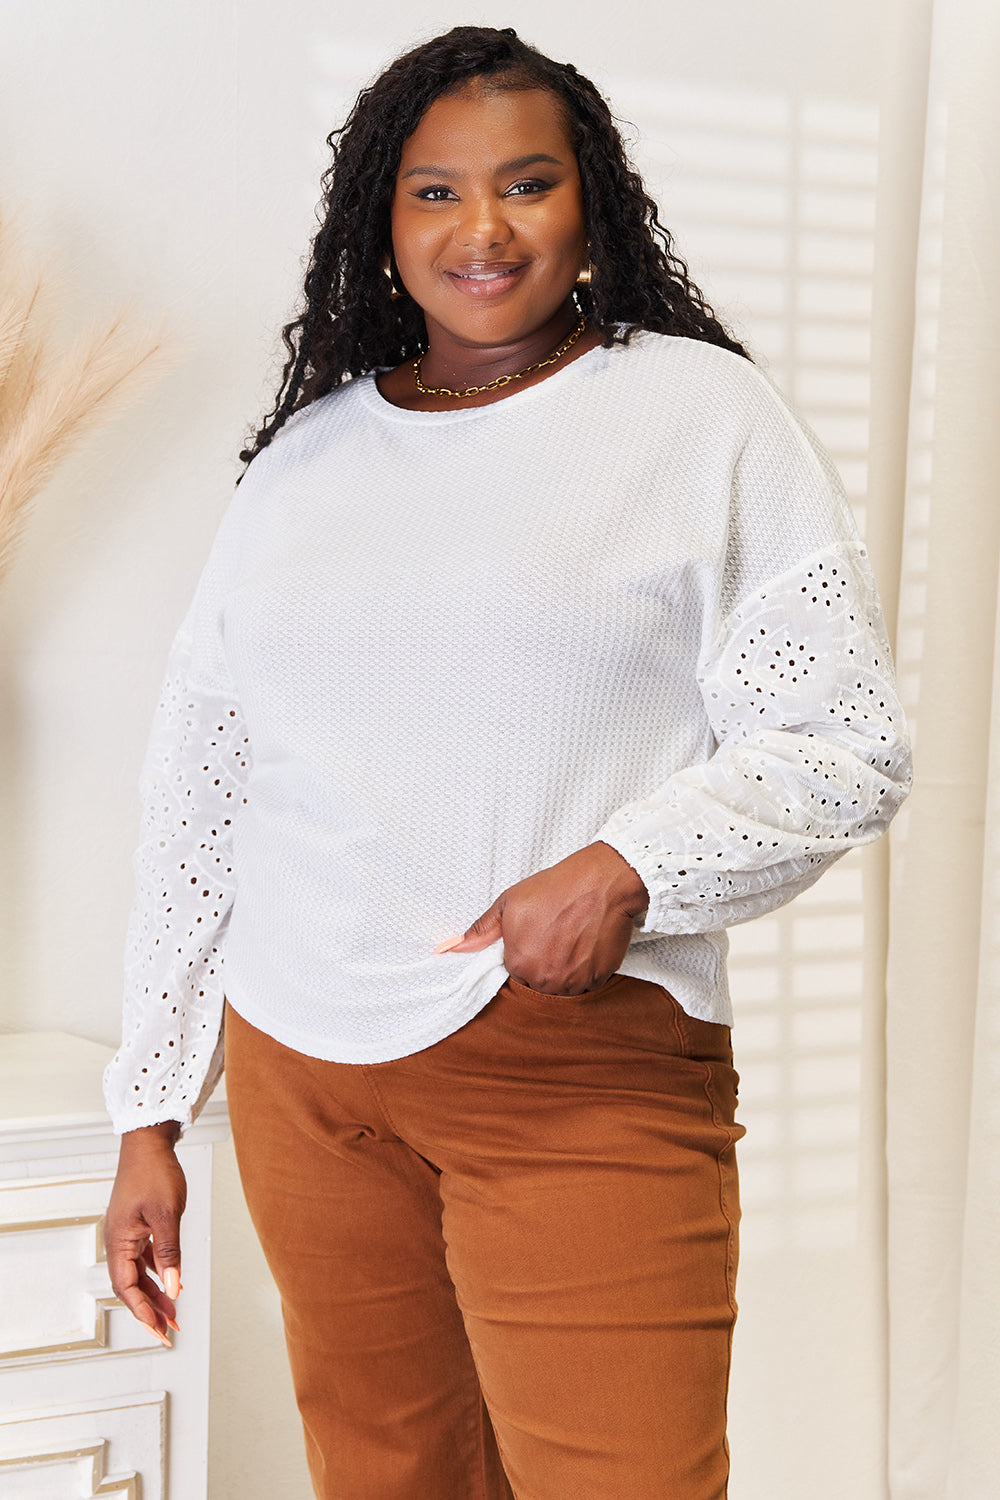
435;897;505;953
113;1261;180;1342
137;1224;182;1296
150;1222;182;1302
503;927;624;993
108;1239;175;1345
138;1241;182;1323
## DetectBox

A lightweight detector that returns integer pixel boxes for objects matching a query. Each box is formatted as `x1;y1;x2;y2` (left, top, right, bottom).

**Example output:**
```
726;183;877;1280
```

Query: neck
418;301;580;391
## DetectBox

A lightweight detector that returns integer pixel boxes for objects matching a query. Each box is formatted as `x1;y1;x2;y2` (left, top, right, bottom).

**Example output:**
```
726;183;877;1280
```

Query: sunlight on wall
614;77;878;523
727;855;867;1251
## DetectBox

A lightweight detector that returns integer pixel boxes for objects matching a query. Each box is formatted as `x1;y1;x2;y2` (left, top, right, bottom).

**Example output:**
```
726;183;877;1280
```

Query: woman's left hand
436;842;649;994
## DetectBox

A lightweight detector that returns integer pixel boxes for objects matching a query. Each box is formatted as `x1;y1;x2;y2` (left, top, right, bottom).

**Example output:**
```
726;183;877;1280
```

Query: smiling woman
380;85;597;407
101;23;910;1500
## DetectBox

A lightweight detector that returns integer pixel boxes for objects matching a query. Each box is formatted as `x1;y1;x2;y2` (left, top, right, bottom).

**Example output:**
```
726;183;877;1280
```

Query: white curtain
882;0;1000;1494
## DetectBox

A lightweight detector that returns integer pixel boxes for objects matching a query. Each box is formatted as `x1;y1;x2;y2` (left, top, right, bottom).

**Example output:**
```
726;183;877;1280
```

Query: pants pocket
503;971;631;1004
655;985;735;1066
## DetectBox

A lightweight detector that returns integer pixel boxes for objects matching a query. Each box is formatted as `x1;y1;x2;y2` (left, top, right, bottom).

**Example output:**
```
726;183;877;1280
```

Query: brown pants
225;975;743;1500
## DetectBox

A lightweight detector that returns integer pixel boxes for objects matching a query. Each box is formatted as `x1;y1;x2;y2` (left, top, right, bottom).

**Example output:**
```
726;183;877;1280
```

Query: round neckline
358;335;617;424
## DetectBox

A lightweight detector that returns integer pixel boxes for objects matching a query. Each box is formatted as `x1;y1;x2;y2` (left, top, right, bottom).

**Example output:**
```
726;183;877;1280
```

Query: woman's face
390;83;588;353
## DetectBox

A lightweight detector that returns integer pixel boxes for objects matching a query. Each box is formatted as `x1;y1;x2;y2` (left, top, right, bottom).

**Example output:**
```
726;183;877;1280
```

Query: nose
455;194;513;252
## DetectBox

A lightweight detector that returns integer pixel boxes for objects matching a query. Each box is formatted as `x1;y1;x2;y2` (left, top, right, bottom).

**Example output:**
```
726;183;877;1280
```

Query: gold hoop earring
575;262;593;288
382;256;405;301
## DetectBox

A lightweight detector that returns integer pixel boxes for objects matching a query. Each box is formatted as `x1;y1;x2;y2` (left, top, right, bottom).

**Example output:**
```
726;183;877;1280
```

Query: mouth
445;262;528;298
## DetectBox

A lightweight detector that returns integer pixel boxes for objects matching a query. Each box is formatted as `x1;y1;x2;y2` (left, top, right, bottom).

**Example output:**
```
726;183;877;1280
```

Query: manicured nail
433;935;464;954
166;1317;180;1333
163;1268;181;1299
145;1324;171;1347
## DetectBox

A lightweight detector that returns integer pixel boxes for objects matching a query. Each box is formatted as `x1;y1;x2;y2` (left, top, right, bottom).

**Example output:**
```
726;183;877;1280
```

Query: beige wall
0;3;904;1495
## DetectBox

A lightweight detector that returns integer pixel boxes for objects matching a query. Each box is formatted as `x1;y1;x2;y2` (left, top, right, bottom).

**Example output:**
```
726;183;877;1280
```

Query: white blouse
104;331;910;1133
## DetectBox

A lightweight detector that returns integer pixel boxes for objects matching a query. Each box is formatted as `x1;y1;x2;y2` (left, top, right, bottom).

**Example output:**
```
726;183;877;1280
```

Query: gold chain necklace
412;314;586;399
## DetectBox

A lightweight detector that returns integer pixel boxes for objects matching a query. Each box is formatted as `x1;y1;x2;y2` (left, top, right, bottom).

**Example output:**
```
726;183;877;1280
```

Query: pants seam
472;1388;517;1500
655;982;690;1056
357;1060;405;1139
701;1059;741;1500
469;1386;491;1500
356;1068;508;1497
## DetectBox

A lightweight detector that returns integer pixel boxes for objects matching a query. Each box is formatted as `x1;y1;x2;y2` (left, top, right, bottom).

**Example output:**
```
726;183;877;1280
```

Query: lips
445;262;528;297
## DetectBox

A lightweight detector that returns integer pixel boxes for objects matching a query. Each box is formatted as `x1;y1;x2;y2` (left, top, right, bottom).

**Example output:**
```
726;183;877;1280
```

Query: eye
505;179;551;196
414;185;456;202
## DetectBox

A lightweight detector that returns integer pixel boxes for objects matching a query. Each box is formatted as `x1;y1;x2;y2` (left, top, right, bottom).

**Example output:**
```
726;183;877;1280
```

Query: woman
103;25;910;1500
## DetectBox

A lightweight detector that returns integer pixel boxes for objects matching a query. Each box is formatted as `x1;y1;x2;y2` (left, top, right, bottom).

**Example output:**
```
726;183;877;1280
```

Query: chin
429;297;570;348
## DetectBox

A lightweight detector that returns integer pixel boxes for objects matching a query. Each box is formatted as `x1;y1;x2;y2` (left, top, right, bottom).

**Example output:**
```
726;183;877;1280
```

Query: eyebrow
400;153;564;180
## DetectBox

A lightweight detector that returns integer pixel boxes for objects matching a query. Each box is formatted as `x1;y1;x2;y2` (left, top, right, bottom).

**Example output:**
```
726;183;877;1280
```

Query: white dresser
0;1032;228;1499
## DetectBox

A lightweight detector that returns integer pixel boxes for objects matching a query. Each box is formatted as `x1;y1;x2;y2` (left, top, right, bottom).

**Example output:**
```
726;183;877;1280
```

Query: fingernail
163;1268;181;1299
166;1317;180;1333
433;935;464;954
145;1324;171;1347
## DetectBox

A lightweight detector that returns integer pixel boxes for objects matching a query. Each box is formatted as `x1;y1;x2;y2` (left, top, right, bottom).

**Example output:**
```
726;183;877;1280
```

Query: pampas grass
0;217;165;582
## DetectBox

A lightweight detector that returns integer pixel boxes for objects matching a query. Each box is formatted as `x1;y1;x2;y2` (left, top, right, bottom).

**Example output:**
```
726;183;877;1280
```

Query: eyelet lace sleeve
597;369;911;933
598;543;910;932
104;519;251;1134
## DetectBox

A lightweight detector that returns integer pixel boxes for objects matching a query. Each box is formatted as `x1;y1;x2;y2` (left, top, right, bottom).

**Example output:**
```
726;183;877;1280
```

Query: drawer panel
0;1391;165;1499
0;1174;162;1366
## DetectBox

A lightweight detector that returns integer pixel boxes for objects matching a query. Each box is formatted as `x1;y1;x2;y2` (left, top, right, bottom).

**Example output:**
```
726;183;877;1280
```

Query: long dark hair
240;25;751;467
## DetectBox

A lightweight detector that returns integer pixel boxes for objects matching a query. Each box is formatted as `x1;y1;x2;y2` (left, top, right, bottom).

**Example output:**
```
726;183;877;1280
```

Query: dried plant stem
0;220;164;583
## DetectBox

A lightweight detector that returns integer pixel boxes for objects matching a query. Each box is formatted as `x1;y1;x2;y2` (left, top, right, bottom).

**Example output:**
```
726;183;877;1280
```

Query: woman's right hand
104;1120;187;1345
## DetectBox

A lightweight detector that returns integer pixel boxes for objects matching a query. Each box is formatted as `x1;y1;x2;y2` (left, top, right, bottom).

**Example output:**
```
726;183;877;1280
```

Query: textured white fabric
104;331;910;1133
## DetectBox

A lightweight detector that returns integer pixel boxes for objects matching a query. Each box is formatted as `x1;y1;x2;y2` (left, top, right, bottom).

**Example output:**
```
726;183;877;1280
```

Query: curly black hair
240;25;751;467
